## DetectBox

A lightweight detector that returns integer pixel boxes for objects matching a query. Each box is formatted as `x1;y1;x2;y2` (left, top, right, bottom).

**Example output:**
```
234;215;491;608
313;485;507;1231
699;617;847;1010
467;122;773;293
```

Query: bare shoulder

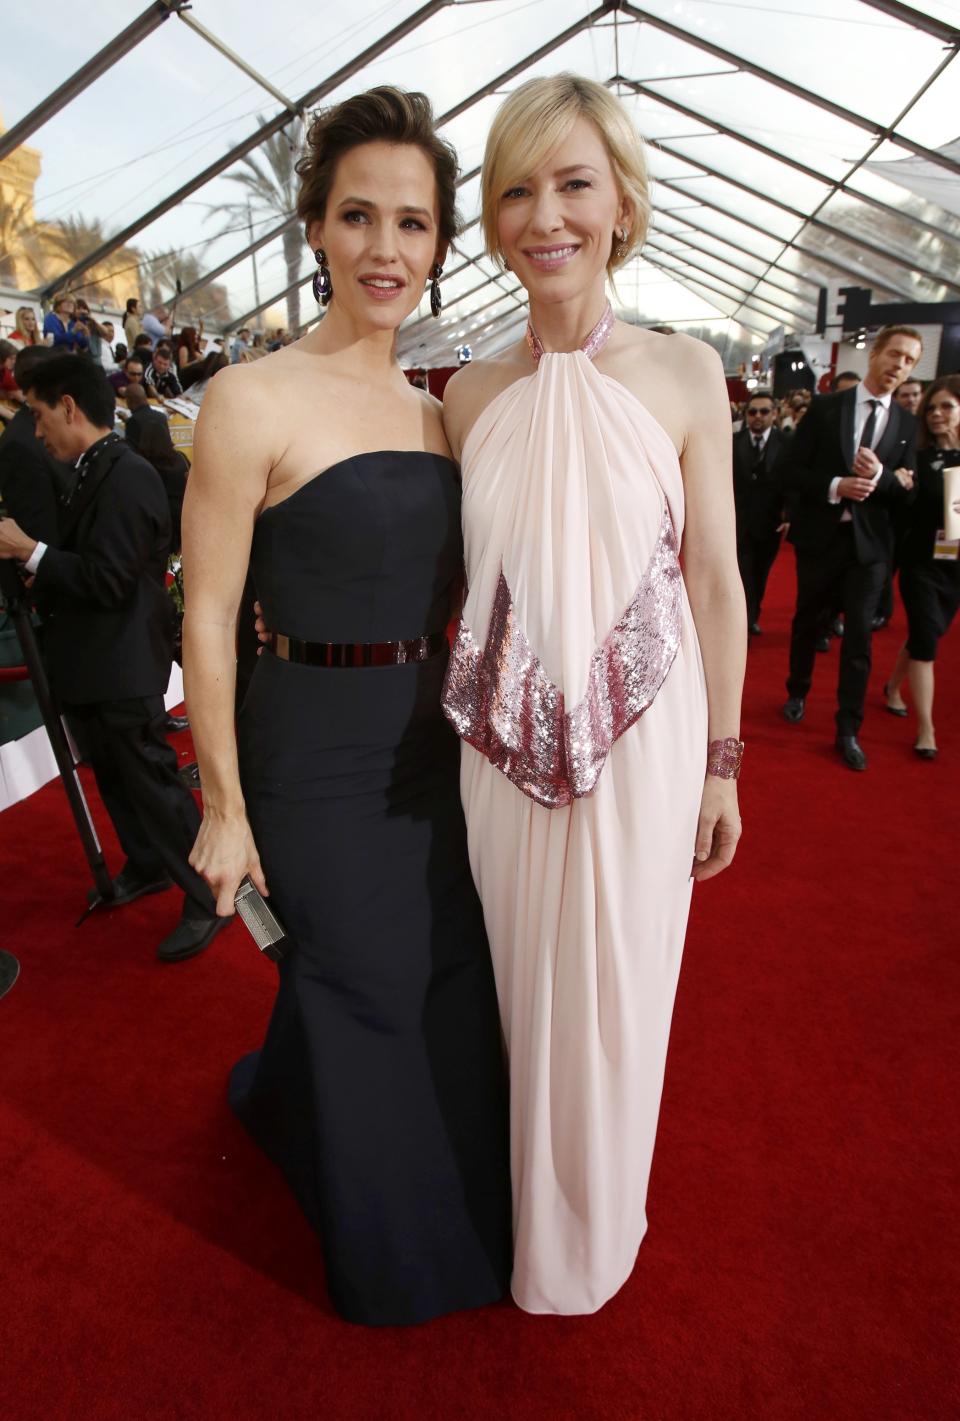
191;362;285;490
599;324;730;460
194;360;274;423
443;348;529;460
615;324;722;379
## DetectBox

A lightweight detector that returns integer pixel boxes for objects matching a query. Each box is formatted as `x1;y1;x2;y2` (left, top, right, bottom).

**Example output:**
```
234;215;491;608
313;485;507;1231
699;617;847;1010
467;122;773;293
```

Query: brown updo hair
296;87;461;247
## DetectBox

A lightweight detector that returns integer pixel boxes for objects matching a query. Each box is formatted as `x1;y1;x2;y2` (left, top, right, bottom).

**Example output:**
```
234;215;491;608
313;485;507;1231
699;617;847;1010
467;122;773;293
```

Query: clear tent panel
817;192;960;296
776;244;905;307
891;56;960;149
651;210;778;279
644;229;814;322
3;0;958;355
642;129;833;228
623;0;945;123
851;164;960;240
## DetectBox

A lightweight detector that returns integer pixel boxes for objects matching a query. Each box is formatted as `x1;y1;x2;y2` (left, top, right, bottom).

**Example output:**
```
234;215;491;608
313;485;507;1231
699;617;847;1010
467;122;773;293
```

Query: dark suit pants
66;695;215;917
737;529;781;625
787;526;887;736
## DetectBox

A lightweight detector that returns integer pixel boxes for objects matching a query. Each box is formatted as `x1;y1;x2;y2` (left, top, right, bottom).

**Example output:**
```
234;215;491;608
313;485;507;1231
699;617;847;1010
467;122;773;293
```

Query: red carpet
2;551;957;1421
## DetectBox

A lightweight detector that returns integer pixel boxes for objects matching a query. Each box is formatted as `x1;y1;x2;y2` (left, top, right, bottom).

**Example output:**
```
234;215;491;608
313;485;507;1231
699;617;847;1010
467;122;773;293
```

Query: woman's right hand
189;810;268;916
253;599;272;653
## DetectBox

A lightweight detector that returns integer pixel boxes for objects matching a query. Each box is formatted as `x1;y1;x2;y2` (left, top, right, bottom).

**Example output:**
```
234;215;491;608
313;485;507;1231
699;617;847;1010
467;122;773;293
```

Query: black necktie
752;436;764;474
860;398;880;451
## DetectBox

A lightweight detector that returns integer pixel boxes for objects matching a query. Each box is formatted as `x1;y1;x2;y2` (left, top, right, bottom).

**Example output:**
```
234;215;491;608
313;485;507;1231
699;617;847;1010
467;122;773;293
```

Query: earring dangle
430;262;443;318
312;248;332;306
615;230;628;259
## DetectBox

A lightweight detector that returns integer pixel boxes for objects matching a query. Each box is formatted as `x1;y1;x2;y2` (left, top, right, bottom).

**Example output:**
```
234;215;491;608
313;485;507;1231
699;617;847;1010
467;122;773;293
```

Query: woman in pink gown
442;75;746;1315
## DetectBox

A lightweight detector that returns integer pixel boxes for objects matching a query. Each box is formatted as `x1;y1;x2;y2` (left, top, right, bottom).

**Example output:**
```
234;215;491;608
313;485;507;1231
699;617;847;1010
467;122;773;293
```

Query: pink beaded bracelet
707;737;744;780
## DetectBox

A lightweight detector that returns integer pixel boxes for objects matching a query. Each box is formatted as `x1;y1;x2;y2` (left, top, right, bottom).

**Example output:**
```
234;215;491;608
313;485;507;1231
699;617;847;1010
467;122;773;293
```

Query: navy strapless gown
231;452;512;1325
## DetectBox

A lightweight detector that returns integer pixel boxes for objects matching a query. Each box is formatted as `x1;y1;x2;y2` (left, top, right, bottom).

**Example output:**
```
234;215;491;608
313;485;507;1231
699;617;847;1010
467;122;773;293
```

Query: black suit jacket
0;405;73;544
777;389;917;564
124;404;167;451
32;437;174;704
732;426;786;539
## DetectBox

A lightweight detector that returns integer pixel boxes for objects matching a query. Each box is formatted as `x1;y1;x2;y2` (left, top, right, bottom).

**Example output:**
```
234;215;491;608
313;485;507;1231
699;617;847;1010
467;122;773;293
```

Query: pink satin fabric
444;351;708;1314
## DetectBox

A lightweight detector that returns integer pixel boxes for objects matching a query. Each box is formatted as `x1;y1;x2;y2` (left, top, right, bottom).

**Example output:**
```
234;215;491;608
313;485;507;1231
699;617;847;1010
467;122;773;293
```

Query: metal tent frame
4;0;958;356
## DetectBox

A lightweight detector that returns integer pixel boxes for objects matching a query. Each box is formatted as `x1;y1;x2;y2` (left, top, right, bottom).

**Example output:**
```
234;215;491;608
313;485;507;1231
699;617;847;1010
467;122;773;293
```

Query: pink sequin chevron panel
443;503;683;808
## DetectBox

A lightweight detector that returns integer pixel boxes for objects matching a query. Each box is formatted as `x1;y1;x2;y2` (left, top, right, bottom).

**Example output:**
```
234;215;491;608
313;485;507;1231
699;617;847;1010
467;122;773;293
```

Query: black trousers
787;527;887;736
737;528;781;625
66;695;214;917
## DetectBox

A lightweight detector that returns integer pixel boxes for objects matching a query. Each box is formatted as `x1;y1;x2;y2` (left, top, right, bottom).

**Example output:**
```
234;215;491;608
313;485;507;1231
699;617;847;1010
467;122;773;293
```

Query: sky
2;0;959;345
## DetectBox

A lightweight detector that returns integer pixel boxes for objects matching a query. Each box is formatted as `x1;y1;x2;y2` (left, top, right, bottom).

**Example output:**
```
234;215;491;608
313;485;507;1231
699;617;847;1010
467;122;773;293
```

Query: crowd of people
731;343;959;768
0;295;295;414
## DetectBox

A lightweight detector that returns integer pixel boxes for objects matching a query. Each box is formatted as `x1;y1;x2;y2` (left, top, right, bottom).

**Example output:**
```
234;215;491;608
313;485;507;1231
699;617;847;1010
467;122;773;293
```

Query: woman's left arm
676;338;746;883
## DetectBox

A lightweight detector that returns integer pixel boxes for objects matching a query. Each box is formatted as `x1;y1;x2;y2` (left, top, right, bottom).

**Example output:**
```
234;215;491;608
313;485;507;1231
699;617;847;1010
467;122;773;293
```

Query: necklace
525;300;615;364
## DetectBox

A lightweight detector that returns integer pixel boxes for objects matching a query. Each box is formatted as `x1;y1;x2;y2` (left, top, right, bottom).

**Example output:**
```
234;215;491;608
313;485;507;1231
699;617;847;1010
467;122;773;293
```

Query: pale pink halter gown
443;309;708;1315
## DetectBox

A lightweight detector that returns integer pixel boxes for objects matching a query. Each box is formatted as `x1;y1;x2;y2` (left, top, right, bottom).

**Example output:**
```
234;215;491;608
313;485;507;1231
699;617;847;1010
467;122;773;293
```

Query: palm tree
46;216;120;303
138;246;231;326
0;193;49;287
207;116;306;332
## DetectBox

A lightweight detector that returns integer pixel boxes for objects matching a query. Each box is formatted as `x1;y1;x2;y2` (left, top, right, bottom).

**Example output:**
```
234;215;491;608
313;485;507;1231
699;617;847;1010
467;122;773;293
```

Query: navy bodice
251;451;462;642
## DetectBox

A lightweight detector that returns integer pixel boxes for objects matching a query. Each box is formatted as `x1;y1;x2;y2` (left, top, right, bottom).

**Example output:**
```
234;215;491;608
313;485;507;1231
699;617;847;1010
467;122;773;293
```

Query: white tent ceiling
2;0;959;367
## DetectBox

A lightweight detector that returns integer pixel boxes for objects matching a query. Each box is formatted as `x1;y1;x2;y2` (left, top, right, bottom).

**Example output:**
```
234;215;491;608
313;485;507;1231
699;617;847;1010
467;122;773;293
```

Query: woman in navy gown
181;88;511;1326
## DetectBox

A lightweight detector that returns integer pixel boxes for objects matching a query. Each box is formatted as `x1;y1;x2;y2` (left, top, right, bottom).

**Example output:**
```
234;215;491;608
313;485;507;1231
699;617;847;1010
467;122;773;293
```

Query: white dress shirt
828;382;892;515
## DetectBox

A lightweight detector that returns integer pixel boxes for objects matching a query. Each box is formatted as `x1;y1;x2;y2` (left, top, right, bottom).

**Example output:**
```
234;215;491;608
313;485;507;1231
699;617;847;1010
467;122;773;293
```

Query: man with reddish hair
778;326;921;771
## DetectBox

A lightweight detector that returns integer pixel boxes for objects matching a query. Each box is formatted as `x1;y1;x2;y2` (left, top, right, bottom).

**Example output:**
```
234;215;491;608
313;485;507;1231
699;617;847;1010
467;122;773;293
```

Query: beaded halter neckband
525;301;615;364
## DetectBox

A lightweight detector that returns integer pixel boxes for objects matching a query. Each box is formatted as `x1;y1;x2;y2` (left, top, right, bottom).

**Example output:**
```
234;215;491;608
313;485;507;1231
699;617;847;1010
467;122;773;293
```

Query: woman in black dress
181;88;511;1325
126;411;189;555
884;375;960;757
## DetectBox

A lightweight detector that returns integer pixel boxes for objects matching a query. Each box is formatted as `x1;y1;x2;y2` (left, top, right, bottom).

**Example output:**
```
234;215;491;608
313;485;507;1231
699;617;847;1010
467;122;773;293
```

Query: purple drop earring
430;262;443;318
313;248;332;306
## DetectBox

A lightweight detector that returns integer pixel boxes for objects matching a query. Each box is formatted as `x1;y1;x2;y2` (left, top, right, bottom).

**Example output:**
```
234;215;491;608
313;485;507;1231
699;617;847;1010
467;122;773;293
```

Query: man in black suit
778;326;921;770
0;347;73;543
0;355;223;961
732;389;786;635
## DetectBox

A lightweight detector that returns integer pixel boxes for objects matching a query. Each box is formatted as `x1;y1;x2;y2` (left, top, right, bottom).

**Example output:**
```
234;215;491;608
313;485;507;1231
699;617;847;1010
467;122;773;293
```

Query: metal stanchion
0;561;115;917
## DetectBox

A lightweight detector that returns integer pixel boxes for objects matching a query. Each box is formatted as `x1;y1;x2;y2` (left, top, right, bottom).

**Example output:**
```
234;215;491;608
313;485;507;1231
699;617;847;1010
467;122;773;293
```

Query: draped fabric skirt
232;648;512;1326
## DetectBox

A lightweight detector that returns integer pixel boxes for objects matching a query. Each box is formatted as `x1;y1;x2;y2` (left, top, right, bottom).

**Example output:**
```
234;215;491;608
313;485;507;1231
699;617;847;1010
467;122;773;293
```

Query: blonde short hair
481;74;650;275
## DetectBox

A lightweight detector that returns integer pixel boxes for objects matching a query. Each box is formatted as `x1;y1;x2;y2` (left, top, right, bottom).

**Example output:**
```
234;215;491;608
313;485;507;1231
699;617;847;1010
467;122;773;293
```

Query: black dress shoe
871;615;889;631
748;621;762;636
913;742;938;760
815;635;831;653
831;618;844;638
836;735;867;771
164;713;190;734
157;912;229;963
882;683;908;717
87;868;173;909
782;697;805;723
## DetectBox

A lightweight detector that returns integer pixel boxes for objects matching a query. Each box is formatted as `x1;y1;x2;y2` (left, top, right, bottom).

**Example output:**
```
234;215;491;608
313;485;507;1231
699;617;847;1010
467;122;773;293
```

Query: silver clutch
234;877;287;962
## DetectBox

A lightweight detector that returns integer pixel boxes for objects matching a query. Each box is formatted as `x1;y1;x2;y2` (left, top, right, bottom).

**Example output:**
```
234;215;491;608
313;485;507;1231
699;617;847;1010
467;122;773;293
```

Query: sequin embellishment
525;301;615;364
442;504;682;808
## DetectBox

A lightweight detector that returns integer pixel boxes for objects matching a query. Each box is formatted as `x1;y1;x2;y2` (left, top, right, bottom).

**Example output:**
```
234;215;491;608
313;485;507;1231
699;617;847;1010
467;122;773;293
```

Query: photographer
74;300;117;371
42;295;90;354
0;356;224;963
